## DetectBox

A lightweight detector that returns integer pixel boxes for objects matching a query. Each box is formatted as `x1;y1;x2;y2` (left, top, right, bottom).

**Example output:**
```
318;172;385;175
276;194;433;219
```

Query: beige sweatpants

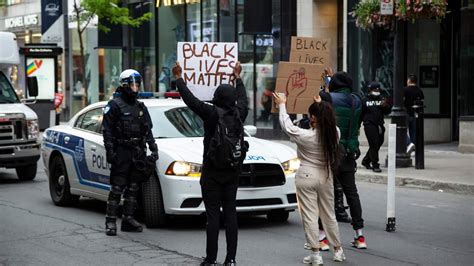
296;165;342;250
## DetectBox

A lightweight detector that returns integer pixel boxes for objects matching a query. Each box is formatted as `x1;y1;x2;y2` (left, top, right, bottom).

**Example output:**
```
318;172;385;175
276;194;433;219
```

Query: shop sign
5;14;39;29
177;42;238;101
256;37;273;47
380;0;394;15
156;0;200;7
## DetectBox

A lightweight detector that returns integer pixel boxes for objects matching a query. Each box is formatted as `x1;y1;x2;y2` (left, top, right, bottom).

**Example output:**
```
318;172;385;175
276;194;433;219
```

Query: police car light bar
113;91;181;99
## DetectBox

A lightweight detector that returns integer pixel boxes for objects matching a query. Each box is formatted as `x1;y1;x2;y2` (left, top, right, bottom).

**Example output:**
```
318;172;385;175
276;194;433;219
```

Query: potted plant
351;0;448;30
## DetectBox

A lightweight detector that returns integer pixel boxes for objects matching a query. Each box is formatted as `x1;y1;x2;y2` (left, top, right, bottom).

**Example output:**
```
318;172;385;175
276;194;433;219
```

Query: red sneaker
352;235;367;249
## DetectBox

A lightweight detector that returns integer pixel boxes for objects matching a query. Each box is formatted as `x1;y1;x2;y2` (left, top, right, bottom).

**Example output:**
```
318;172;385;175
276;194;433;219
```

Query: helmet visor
128;75;142;92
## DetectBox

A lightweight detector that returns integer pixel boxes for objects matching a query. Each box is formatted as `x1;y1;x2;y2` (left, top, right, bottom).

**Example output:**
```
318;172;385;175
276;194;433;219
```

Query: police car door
75;107;111;198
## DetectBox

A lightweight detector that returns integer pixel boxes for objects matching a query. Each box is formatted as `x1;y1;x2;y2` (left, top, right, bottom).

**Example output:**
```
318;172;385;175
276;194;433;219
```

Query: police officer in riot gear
103;69;158;236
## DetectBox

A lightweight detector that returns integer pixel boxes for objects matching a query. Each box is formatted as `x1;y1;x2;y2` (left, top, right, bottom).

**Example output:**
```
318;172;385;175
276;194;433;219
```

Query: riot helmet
119;69;142;100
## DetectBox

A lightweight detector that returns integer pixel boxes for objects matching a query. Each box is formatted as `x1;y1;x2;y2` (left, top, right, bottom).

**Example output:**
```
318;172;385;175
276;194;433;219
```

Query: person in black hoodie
172;61;248;266
361;82;391;173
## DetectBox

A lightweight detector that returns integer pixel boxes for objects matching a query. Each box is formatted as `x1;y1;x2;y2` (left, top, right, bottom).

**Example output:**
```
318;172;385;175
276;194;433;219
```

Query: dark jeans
363;124;385;167
407;116;416;144
201;178;239;262
336;156;364;230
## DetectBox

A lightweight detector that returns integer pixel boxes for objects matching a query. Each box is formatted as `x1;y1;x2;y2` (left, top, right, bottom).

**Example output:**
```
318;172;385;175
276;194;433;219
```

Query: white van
0;32;40;180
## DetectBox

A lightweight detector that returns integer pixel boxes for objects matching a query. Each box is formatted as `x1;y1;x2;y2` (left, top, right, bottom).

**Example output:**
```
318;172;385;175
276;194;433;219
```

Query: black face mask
120;86;137;101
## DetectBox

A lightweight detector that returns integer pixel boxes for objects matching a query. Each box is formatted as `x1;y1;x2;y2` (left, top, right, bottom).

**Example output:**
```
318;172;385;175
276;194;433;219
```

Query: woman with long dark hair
274;92;345;265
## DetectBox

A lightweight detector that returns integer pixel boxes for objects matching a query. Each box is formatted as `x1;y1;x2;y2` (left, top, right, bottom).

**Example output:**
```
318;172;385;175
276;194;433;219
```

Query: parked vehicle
0;32;40;180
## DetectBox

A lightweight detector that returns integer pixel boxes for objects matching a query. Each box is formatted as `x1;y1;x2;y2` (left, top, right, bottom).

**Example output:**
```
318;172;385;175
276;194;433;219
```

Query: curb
356;169;474;195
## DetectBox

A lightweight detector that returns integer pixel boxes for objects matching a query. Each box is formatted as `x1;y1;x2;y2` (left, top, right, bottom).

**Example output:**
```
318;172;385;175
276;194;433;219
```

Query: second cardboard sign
274;62;324;114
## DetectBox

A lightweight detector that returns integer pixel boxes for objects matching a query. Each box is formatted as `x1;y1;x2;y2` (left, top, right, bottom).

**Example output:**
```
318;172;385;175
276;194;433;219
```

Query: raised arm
172;62;214;119
273;92;306;142
233;62;248;121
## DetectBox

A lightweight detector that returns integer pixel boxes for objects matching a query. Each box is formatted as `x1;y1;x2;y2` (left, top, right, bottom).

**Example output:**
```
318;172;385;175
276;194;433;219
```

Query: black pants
201;178;239;262
336;156;364;230
362;124;384;167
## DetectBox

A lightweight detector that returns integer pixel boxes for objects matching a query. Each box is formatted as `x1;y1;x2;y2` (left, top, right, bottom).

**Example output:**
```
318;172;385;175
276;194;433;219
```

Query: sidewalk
356;143;474;195
276;141;474;195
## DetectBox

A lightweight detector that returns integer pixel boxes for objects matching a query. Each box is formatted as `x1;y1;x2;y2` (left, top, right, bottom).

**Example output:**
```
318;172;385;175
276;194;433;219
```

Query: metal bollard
386;124;396;232
413;100;425;169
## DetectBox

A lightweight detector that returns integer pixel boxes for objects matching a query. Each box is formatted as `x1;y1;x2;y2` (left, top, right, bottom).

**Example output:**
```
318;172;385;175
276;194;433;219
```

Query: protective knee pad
108;184;125;203
123;183;139;201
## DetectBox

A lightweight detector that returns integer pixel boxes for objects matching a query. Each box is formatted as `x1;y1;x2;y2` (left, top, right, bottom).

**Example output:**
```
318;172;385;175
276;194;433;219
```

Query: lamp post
389;19;412;167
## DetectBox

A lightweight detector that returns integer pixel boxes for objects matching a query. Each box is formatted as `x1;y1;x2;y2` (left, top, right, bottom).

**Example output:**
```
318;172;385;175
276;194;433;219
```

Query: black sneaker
105;217;117;236
121;216;143;232
372;166;382;173
224;259;236;266
200;257;217;266
362;160;371;170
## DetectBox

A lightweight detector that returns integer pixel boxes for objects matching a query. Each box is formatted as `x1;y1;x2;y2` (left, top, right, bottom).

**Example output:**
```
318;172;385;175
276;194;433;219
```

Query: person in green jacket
320;69;367;249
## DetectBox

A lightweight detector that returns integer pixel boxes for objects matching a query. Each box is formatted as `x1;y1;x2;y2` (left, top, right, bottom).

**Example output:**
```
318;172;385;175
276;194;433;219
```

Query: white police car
41;96;299;228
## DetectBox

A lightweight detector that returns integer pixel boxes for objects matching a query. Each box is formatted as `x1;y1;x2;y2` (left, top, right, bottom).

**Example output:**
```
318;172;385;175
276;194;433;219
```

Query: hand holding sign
233;61;242;79
273;92;287;105
172;61;182;79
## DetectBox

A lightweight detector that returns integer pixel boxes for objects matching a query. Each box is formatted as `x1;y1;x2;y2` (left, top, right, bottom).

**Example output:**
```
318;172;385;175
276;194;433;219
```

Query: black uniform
403;85;424;144
103;87;158;235
361;94;391;169
176;78;248;264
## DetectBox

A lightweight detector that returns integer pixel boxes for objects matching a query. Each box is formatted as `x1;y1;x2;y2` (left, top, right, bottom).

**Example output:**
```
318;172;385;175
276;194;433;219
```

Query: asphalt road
1;161;473;266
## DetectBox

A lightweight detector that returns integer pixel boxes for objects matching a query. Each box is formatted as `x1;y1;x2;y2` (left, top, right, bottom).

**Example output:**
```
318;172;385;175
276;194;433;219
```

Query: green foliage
351;0;448;30
74;0;152;33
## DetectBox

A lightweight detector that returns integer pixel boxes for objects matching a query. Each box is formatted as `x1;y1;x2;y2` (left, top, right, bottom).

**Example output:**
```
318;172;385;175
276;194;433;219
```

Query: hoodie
320;72;362;154
176;78;248;184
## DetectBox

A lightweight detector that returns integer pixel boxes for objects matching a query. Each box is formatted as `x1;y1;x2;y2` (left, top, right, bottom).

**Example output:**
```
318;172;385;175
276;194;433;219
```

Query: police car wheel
267;210;289;223
16;163;37;180
141;174;167;228
49;155;79;206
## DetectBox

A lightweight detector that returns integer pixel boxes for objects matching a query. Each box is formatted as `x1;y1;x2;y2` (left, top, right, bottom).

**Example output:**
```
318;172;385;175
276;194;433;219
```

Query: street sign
381;0;394;15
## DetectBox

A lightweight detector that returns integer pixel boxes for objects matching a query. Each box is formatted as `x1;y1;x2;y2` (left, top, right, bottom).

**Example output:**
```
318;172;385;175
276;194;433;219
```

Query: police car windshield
148;106;204;138
0;72;20;103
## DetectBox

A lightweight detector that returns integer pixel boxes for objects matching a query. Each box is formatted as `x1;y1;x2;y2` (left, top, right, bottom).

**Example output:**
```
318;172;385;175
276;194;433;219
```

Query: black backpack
208;107;247;170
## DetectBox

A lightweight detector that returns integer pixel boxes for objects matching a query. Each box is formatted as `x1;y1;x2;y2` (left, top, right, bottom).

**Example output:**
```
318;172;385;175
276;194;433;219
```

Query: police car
41;95;299;228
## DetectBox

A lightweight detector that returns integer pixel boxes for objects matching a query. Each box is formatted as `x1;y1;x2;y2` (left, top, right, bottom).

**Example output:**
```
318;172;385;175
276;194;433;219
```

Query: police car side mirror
244;125;257;136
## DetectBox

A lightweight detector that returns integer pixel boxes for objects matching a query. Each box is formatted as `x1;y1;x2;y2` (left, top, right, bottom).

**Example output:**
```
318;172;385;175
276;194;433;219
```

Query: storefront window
219;0;236;42
131;2;156;92
202;0;218;42
187;2;201;41
407;20;441;115
158;5;185;92
458;6;474;116
237;0;274;127
102;49;122;100
347;1;394;100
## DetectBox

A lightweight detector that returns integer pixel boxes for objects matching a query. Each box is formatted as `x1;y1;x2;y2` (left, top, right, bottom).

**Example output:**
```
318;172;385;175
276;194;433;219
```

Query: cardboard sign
290;36;331;66
177;42;238;101
273;62;324;114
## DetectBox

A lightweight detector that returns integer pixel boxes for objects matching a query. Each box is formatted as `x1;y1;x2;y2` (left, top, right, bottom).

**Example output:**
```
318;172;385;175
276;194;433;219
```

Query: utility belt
116;137;146;147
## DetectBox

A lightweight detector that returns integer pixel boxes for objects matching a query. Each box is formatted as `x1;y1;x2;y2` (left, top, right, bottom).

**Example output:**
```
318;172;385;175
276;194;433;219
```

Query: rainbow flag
26;59;43;76
26;62;37;76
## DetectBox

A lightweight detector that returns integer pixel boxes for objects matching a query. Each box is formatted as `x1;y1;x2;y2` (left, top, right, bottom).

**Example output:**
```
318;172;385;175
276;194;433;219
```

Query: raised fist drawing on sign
286;67;308;110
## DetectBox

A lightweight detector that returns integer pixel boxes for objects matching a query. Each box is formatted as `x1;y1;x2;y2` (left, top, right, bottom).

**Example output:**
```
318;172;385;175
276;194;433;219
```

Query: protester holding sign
173;60;248;266
274;92;346;265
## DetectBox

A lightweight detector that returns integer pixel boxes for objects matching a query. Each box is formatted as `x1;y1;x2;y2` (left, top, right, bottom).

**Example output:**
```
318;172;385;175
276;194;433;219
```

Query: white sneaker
333;248;346;262
407;143;415;154
303;253;323;265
